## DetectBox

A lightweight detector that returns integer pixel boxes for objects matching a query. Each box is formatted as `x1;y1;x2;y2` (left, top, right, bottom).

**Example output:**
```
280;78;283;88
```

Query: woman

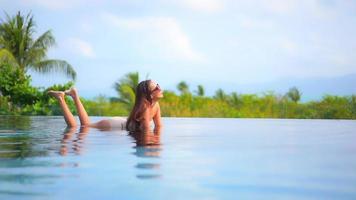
48;80;163;132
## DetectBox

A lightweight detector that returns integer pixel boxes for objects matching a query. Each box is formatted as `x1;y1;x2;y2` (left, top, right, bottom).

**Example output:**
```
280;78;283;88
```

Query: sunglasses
151;84;161;93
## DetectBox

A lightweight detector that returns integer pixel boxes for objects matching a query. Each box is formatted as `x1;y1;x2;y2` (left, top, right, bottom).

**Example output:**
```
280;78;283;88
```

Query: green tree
194;84;205;96
177;81;189;94
113;72;140;107
0;63;39;108
0;11;76;80
21;81;74;115
350;95;356;119
229;92;242;108
286;87;301;103
214;88;227;101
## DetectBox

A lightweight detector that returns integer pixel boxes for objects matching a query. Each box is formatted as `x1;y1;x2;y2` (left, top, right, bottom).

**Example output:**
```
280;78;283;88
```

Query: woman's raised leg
65;88;91;126
48;91;77;127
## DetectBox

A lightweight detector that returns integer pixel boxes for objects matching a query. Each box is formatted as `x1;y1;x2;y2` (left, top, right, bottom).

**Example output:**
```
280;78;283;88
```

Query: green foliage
0;63;39;108
0;66;355;120
214;88;228;101
314;95;352;119
177;81;190;94
286;87;302;103
195;85;205;96
82;96;128;117
0;62;75;115
0;96;11;114
229;92;242;109
0;11;76;80
159;87;355;119
113;72;139;108
350;95;356;117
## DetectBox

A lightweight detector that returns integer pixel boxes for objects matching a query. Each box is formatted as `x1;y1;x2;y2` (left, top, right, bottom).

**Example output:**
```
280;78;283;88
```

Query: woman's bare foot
64;87;78;98
48;90;65;100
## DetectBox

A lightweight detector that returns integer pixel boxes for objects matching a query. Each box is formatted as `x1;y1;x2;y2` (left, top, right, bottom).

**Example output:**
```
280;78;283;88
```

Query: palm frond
118;84;136;106
31;59;76;80
0;11;76;79
0;48;19;67
122;72;139;92
25;30;55;65
177;81;189;94
113;73;139;106
31;30;55;52
197;85;204;96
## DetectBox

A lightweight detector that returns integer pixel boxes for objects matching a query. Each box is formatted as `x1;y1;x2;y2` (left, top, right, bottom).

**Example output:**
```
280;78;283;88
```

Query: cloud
102;12;204;62
65;38;95;58
172;0;224;13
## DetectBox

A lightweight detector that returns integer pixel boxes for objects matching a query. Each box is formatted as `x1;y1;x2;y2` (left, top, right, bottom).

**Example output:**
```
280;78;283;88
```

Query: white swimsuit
108;117;127;129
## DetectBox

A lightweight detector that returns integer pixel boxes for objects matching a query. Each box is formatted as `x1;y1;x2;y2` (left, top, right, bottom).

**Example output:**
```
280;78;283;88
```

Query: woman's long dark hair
126;80;153;131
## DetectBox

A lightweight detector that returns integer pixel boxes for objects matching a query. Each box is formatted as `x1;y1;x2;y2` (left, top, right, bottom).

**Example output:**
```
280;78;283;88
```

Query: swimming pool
0;116;355;199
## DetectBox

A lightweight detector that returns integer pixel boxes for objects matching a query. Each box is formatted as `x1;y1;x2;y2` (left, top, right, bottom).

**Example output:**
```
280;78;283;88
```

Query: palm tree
194;85;205;96
286;87;302;103
113;72;139;107
0;11;76;80
214;88;227;101
230;92;242;107
177;81;189;94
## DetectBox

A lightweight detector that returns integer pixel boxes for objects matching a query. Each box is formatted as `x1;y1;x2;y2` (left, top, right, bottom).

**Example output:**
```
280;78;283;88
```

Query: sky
1;0;356;101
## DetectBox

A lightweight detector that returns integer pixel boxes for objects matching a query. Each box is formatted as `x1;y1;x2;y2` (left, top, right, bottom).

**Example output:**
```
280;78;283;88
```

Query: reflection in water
0;190;46;197
60;126;89;156
0;116;33;158
129;129;162;180
1;116;356;199
0;173;61;184
0;116;80;196
0;115;32;130
0;134;33;158
0;115;164;188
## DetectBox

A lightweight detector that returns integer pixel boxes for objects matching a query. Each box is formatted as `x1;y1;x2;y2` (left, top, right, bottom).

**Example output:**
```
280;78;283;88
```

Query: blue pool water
0;116;356;199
